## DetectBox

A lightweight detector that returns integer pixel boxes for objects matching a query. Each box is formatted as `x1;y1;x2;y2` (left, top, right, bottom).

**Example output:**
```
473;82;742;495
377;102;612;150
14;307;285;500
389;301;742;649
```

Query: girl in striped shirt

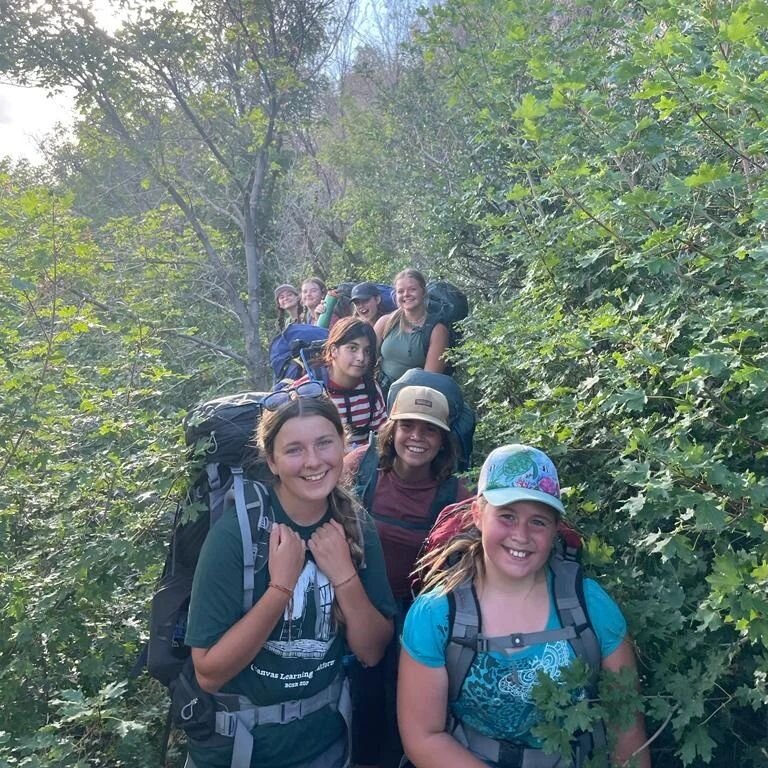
294;317;387;450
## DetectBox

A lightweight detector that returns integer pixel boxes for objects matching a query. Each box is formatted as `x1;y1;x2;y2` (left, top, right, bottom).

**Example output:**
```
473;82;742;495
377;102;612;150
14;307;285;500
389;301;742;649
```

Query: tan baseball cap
389;385;450;431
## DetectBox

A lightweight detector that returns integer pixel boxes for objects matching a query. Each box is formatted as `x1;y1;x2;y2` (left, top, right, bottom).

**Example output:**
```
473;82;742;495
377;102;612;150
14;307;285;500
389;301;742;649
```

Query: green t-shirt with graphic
185;487;396;768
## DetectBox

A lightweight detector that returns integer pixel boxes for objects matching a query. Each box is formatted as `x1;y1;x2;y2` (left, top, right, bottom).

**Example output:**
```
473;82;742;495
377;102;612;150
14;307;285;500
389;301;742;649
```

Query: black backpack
424;280;469;349
147;392;273;688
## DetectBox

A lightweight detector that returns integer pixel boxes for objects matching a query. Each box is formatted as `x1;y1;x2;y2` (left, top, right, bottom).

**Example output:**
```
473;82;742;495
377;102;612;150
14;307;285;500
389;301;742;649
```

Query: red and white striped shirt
294;371;387;447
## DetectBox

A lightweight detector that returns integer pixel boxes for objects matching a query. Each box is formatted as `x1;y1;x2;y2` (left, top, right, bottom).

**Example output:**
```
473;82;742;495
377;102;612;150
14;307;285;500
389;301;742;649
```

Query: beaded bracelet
268;582;293;598
333;573;358;590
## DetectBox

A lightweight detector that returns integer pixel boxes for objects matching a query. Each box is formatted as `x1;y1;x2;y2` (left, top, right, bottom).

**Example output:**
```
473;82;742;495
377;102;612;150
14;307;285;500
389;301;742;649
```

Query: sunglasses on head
262;380;327;411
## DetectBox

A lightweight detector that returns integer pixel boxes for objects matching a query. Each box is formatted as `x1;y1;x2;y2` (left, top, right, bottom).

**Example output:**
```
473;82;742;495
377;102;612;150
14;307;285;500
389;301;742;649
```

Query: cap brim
482;487;565;516
390;412;450;431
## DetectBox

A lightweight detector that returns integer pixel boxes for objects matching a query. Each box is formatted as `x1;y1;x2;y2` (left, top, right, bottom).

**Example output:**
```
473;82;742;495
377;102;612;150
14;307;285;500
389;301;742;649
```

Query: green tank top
380;323;428;383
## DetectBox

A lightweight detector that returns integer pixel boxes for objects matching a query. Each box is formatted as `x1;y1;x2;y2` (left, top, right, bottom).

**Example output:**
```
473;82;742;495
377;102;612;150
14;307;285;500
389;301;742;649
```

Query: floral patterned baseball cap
477;444;565;516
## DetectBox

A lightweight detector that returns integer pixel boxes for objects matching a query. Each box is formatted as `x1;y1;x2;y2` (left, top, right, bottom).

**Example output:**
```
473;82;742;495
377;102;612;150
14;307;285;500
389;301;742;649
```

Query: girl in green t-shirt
185;384;395;768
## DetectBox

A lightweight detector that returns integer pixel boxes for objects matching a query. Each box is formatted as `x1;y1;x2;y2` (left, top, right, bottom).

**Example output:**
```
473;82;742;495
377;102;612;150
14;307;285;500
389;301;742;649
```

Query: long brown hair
377;417;458;483
257;396;365;573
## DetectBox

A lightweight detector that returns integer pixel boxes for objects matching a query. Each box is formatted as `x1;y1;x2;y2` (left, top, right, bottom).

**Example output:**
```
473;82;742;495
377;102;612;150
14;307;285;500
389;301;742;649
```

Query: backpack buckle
280;699;303;723
215;711;237;738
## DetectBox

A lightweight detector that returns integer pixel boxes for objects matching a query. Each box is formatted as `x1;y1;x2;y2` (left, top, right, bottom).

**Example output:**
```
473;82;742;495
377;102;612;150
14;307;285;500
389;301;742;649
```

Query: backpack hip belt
211;674;351;768
452;719;591;768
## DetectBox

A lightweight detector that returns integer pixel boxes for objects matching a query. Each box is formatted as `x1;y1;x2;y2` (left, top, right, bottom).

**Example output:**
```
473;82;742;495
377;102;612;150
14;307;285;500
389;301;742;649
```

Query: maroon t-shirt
367;468;471;599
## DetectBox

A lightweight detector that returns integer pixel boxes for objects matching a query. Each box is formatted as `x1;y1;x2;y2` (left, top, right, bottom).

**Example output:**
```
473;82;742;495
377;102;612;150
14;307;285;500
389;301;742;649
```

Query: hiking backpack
147;392;359;768
268;323;329;385
386;368;475;471
414;498;607;768
425;279;469;348
147;392;274;689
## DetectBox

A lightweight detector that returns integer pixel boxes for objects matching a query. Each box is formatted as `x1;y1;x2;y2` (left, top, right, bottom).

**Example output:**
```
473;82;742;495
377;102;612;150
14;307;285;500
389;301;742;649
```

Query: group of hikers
273;270;452;393
274;277;391;331
163;267;651;768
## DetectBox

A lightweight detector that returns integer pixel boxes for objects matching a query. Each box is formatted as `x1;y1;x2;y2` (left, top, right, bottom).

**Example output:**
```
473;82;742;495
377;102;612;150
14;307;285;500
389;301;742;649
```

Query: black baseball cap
350;282;380;302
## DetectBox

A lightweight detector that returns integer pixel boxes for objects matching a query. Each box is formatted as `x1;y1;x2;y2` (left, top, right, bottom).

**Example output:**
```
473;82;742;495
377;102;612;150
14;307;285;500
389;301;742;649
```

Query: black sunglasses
262;380;327;411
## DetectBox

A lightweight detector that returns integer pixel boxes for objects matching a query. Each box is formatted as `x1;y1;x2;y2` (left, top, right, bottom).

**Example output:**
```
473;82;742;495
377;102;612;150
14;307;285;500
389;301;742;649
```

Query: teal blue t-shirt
401;574;626;747
185;488;396;768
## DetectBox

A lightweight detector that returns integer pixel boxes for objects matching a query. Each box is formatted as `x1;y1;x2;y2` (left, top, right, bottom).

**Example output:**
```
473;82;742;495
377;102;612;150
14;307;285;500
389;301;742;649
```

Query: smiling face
392;418;444;479
277;288;299;311
473;498;558;585
395;276;426;313
329;335;372;387
266;414;344;519
301;280;324;311
351;295;381;323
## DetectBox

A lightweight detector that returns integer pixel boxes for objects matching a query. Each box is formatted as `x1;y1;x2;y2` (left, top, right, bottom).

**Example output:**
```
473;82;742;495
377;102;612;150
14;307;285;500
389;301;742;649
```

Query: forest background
1;0;767;765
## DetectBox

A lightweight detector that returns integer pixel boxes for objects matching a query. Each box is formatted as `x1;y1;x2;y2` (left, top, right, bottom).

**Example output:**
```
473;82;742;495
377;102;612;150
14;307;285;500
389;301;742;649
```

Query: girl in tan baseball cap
343;385;472;768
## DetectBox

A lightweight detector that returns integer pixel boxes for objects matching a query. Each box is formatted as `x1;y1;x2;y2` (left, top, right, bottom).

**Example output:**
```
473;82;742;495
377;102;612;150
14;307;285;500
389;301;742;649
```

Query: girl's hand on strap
268;523;306;590
308;519;356;585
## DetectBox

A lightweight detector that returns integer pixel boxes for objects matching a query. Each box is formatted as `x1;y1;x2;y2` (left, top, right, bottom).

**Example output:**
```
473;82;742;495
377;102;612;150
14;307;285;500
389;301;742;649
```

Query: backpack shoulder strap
355;433;380;512
381;310;402;342
550;555;601;686
445;581;480;704
428;475;459;528
419;316;437;357
232;469;270;614
310;366;329;387
354;505;367;571
551;554;608;755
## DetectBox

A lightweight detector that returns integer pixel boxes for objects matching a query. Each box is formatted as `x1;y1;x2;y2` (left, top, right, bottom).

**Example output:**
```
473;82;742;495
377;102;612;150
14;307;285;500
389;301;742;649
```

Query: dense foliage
1;0;767;765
